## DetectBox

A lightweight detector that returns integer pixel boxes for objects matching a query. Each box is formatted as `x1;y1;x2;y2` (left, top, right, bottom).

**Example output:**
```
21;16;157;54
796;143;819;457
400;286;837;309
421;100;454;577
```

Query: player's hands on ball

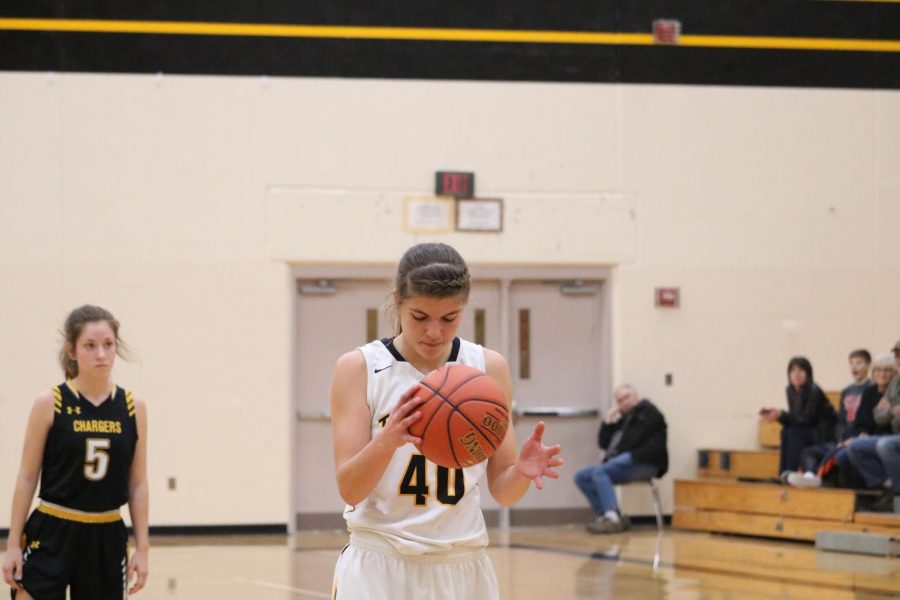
2;547;24;590
515;421;563;490
128;548;149;594
378;385;428;451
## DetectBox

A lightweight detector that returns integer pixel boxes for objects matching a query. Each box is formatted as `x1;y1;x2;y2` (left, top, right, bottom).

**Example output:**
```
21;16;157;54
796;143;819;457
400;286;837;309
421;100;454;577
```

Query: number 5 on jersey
84;438;111;481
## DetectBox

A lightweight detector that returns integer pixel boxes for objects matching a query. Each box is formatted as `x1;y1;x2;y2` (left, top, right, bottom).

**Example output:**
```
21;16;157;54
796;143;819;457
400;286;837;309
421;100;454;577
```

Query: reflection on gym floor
136;526;900;599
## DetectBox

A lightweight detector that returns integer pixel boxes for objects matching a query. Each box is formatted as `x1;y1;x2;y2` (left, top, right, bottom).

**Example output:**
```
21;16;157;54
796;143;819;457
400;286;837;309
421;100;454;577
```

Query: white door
293;279;394;530
458;281;503;515
507;280;609;512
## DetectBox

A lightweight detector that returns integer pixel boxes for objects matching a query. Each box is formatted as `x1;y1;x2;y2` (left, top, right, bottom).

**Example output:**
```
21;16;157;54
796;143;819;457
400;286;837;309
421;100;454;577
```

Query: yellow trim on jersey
66;380;117;402
0;18;899;53
53;386;63;414
37;501;121;524
125;389;136;417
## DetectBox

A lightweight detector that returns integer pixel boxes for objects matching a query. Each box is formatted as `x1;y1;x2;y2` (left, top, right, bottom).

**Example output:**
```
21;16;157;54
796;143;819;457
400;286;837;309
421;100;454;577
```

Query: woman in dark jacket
761;356;836;477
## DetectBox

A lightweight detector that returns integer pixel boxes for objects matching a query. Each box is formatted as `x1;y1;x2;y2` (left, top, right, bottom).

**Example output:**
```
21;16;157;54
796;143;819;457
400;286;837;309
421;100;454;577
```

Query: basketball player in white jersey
330;243;563;600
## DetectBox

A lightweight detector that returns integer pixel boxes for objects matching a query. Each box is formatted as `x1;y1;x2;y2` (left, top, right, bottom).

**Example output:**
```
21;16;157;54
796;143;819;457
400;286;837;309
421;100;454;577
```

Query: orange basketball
408;364;509;469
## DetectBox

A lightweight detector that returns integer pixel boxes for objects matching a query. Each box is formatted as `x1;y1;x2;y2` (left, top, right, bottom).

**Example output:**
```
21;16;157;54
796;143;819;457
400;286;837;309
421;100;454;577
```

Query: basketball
408;364;510;469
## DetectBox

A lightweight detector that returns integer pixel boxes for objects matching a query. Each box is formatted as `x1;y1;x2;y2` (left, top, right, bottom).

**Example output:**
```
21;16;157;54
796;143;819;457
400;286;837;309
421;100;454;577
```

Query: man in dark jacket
575;384;668;534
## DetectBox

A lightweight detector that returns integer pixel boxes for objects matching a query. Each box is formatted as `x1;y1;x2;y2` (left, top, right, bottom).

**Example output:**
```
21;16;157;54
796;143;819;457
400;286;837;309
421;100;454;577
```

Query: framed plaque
404;196;454;232
456;198;503;232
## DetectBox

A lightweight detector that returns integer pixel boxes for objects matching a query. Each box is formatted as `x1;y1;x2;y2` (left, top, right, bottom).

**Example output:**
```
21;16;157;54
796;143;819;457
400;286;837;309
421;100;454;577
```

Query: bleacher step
815;530;900;557
698;449;779;480
675;479;855;520
674;479;900;542
673;509;859;542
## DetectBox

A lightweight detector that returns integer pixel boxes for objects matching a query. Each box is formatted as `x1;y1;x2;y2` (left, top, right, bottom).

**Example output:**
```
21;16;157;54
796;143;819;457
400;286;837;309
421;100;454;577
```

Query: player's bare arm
2;392;54;590
332;350;427;506
127;398;150;595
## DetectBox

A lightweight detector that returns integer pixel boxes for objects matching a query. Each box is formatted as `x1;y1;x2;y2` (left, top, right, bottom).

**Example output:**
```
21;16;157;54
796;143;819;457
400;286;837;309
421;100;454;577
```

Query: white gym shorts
332;532;499;600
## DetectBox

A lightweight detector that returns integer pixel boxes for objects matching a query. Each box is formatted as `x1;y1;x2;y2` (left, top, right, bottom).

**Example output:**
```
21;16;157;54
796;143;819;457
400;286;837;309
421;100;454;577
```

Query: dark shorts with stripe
12;506;128;600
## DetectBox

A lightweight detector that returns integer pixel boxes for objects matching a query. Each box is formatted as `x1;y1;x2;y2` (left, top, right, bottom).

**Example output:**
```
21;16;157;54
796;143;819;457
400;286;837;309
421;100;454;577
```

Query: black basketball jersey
39;382;138;512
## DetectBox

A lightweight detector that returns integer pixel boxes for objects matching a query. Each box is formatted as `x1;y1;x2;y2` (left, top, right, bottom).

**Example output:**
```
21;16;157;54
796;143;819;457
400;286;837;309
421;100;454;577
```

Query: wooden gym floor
136;525;899;599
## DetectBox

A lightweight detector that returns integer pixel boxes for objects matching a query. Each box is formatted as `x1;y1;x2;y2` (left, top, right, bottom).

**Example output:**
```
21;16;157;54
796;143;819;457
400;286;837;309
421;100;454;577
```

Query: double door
292;271;609;530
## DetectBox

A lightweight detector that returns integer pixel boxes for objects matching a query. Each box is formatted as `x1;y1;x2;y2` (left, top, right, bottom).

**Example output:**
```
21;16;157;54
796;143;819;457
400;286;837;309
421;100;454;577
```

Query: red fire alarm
652;19;681;45
655;287;680;307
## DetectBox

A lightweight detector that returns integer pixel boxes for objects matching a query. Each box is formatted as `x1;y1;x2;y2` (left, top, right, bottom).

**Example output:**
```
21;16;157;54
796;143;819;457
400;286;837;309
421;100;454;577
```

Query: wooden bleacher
673;479;900;541
698;448;779;481
676;390;900;542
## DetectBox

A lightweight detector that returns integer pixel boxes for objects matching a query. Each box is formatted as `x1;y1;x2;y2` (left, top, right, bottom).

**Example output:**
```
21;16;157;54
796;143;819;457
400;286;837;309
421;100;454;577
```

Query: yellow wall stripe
0;18;898;53
679;34;900;52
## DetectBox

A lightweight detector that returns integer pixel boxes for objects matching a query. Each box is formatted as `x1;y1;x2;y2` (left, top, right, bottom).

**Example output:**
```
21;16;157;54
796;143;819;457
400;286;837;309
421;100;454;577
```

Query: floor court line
234;576;331;598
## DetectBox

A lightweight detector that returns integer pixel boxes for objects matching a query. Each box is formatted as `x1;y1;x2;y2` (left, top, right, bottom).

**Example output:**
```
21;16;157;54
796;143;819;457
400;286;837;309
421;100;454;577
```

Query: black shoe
869;490;897;513
856;494;875;511
586;516;626;534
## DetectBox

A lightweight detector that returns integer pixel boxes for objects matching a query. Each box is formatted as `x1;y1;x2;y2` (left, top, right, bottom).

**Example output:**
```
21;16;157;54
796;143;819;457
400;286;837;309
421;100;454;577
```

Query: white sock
604;510;620;523
804;472;816;478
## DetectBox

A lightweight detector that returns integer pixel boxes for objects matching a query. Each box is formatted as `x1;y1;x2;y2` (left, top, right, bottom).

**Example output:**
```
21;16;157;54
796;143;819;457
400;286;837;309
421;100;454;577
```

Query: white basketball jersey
345;337;491;555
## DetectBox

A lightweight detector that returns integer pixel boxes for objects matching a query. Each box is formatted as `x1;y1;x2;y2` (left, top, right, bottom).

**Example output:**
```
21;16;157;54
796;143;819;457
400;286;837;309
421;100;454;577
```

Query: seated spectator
575;385;668;534
872;432;900;510
786;349;877;488
760;356;836;479
873;340;900;433
848;345;900;510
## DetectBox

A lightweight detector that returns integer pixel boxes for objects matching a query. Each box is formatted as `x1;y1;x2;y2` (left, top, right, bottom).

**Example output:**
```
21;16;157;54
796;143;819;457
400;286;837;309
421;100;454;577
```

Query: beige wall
1;72;897;526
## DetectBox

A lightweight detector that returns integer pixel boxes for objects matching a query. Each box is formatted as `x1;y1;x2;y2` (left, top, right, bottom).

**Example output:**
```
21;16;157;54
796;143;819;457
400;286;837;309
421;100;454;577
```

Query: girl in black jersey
2;305;149;599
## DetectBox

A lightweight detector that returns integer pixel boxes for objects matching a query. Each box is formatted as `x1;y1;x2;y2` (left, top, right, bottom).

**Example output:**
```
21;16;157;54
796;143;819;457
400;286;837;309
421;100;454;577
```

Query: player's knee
574;466;594;485
875;437;895;459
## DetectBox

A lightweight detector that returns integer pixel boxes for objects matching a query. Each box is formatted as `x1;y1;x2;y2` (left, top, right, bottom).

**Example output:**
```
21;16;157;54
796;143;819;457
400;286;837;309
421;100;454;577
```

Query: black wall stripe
2;1;899;89
3;0;899;38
